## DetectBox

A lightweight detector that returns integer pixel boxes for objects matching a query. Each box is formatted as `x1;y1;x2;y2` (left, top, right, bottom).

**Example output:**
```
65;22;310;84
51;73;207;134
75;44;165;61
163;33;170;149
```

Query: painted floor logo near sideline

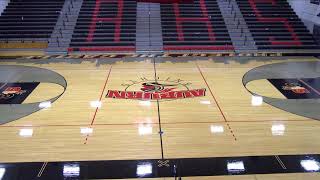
268;78;320;99
0;82;39;104
106;77;206;101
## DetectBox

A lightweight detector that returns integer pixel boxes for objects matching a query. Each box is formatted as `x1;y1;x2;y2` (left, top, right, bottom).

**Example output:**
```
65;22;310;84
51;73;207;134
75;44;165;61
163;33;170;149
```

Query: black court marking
268;78;320;99
0;82;39;104
299;78;320;95
0;162;44;180
157;99;165;159
153;58;165;159
1;154;320;179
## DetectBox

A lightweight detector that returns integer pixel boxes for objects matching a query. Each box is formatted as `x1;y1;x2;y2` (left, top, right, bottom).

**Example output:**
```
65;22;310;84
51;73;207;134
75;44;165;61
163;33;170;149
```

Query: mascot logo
0;87;26;100
282;83;310;94
106;77;206;101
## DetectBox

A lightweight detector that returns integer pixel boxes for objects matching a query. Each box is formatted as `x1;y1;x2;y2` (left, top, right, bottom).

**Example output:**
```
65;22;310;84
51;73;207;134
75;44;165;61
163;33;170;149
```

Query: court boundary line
195;62;237;141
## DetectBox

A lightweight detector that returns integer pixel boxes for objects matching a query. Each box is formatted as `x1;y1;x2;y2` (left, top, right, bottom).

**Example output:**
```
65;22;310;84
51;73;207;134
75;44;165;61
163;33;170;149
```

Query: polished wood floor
0;57;319;179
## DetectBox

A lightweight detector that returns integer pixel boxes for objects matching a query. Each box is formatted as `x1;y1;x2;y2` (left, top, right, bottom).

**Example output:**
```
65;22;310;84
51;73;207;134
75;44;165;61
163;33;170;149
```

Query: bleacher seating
0;0;64;44
236;0;320;50
0;0;318;53
160;0;234;51
68;0;137;52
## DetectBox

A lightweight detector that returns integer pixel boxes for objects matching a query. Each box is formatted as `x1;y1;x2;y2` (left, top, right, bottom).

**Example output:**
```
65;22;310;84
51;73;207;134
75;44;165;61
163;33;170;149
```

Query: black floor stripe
153;58;165;159
1;154;320;179
157;99;165;160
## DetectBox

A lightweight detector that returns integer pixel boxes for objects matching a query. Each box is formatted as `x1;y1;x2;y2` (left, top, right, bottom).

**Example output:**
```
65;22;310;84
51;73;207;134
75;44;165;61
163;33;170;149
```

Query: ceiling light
138;124;152;135
19;129;33;137
200;100;211;105
271;124;285;136
139;101;151;106
301;159;320;171
136;163;152;176
251;95;263;106
63;164;80;177
39;101;52;109
80;127;93;135
90;101;102;108
0;168;5;180
227;161;245;172
210;125;224;133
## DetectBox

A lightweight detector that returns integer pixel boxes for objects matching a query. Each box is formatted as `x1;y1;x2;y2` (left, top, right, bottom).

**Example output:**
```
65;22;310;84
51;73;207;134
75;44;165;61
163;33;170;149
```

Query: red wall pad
86;0;124;42
163;45;234;50
248;0;302;46
68;47;136;52
137;0;194;3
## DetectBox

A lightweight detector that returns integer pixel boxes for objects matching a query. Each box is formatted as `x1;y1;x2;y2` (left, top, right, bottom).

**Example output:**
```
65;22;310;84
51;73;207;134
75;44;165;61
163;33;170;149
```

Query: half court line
153;58;165;159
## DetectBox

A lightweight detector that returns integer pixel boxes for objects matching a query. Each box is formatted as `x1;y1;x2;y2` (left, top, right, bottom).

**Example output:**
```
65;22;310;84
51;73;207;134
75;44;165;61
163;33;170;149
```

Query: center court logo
106;77;206;101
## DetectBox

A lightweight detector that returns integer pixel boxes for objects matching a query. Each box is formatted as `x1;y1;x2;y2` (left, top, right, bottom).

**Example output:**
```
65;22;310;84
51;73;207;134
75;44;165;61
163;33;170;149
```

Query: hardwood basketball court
0;56;319;179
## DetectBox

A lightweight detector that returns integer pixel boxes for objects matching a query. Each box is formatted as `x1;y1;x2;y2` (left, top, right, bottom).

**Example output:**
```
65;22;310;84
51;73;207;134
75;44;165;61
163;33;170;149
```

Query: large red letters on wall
248;0;302;46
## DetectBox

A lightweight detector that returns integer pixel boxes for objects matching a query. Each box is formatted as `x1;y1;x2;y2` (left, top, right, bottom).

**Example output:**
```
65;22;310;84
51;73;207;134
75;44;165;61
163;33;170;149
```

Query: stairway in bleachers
0;0;64;45
236;0;320;51
136;2;163;53
0;0;9;16
68;0;137;52
160;0;234;52
46;0;83;54
216;0;257;52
